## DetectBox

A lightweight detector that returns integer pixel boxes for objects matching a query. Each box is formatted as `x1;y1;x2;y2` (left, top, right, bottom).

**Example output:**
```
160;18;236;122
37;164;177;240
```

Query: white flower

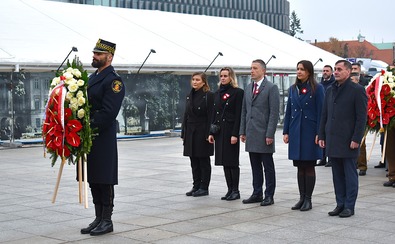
69;100;78;111
77;108;85;119
70;97;78;105
64;72;73;81
76;90;84;98
66;91;74;101
66;78;77;85
51;77;60;86
73;69;82;78
77;96;85;106
68;83;79;93
77;79;85;87
66;67;73;73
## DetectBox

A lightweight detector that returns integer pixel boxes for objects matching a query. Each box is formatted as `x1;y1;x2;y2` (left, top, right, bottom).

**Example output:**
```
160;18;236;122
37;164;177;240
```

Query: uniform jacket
181;88;214;157
211;85;244;166
87;65;125;185
283;81;325;160
318;78;367;158
239;78;280;153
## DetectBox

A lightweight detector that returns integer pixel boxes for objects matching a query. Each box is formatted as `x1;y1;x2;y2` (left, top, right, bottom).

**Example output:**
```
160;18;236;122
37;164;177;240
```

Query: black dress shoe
221;191;232;200
316;159;326;166
328;206;343;216
339;208;354;218
383;181;395;187
374;161;385;168
242;194;263;204
192;189;208;197
226;191;240;201
359;170;366;176
186;188;198;196
260;196;274;206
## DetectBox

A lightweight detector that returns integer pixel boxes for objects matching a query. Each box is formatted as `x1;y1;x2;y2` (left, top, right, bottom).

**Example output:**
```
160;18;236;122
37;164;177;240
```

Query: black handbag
208;93;227;135
210;123;220;135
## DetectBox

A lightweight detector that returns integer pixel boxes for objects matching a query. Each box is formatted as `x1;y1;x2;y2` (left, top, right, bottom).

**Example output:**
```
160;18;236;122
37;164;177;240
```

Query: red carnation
222;93;230;100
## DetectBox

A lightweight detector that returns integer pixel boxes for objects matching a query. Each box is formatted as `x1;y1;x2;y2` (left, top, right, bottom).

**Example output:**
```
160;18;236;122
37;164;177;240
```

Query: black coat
87;65;125;184
181;88;214;157
211;85;244;166
320;75;335;91
319;79;367;158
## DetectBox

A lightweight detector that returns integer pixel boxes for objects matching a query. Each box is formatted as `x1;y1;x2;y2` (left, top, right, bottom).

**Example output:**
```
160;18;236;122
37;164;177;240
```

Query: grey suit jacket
239;77;280;153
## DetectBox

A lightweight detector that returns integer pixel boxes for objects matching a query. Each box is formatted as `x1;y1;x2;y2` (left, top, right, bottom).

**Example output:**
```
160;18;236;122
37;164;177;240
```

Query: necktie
253;82;258;97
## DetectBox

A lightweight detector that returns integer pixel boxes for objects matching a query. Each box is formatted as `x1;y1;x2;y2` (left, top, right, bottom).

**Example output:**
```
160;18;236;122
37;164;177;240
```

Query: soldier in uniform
80;39;125;236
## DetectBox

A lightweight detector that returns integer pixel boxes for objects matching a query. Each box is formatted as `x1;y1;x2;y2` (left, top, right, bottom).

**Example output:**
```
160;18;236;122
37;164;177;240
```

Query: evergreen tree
289;10;303;40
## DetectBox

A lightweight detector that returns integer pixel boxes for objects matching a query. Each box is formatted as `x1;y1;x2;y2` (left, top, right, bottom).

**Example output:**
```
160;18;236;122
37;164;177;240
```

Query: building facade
49;0;290;33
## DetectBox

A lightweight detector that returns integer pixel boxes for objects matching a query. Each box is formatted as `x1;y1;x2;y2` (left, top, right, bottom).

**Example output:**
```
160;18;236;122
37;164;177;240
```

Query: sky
287;0;395;43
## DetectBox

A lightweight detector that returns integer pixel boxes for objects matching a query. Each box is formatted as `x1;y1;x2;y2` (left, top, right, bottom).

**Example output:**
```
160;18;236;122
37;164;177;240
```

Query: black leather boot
292;169;305;210
291;195;305;210
300;173;315;211
90;206;113;236
81;204;102;234
300;196;312;211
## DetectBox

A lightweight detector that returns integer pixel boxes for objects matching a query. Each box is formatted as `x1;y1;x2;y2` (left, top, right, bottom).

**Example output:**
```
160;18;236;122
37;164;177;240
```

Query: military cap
93;38;116;55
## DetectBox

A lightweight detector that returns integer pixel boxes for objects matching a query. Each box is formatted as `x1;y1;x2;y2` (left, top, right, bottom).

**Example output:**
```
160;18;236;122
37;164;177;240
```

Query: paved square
1;131;394;243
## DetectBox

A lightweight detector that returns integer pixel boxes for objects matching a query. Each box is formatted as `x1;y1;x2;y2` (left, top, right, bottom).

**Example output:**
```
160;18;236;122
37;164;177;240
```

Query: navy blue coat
319;79;367;158
283;82;325;160
87;65;125;185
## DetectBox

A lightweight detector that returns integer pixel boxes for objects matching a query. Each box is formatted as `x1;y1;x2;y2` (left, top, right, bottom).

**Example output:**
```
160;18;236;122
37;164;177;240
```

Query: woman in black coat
208;67;244;201
181;72;214;197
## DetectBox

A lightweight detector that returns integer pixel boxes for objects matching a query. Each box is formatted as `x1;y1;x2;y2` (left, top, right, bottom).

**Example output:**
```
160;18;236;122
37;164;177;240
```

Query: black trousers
190;156;211;190
224;166;240;192
90;183;114;208
248;152;276;197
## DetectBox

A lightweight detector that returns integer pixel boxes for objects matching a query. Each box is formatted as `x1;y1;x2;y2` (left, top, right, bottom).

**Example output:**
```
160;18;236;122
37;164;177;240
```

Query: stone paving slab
0;131;394;243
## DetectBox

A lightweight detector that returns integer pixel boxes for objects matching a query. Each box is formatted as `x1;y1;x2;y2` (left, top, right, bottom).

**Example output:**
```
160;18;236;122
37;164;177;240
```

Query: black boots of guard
81;204;113;236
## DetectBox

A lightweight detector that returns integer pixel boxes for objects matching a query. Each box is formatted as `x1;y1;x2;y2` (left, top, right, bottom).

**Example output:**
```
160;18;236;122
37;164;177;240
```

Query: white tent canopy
0;0;341;74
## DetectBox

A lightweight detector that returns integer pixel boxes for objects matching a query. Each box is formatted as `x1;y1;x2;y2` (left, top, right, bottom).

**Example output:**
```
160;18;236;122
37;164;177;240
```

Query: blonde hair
218;67;238;88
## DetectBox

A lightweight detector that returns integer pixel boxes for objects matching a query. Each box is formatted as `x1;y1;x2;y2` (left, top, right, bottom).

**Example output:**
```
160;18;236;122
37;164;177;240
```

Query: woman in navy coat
283;60;325;211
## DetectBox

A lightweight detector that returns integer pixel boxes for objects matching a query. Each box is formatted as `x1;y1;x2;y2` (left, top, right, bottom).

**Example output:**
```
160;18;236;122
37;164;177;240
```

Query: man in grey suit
240;59;280;206
319;60;367;218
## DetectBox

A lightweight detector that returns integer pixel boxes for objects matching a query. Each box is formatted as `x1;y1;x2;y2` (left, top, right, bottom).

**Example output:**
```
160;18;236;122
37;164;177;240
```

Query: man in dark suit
239;59;280;206
81;39;125;235
319;60;367;218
